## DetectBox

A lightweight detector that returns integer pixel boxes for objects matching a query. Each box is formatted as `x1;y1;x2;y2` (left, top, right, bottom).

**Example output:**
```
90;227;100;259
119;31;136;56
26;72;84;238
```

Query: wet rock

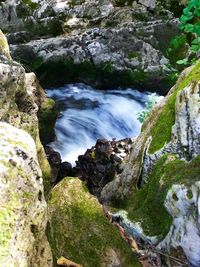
45;146;75;185
76;137;133;197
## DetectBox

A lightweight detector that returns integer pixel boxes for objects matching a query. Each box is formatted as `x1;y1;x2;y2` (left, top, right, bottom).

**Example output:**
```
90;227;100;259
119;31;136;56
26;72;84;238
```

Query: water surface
46;83;156;165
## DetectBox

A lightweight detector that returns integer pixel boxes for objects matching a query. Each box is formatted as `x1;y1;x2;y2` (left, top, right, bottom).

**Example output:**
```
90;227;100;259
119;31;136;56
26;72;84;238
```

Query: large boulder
0;122;53;266
0;28;53;267
0;29;53;195
47;177;140;267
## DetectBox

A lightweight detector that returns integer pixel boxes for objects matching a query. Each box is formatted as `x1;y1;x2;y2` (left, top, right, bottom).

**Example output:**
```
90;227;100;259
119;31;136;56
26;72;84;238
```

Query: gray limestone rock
0;122;53;266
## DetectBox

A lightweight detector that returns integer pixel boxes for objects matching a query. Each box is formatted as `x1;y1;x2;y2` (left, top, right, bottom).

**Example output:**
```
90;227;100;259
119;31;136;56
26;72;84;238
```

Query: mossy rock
147;60;200;154
38;98;58;145
0;30;11;59
47;178;141;267
123;154;200;238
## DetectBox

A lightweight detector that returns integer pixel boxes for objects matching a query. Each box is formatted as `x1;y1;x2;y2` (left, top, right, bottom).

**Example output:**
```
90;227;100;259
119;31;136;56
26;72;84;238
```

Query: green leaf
184;23;194;32
178;23;185;30
176;58;189;65
183;7;193;15
193;23;200;36
194;8;200;16
180;14;194;24
191;37;200;44
190;44;200;52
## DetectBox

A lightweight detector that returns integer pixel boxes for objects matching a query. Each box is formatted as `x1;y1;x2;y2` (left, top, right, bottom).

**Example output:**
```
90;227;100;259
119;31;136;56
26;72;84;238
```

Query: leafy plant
178;0;200;64
137;93;159;123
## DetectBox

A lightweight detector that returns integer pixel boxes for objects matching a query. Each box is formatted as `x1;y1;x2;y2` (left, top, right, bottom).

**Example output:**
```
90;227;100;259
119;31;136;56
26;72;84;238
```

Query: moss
126;154;200;237
25;18;63;38
19;57;169;92
0;209;15;261
115;0;133;7
36;135;52;198
38;98;58;144
0;30;11;59
128;52;141;60
21;0;39;10
148;60;200;154
47;178;141;267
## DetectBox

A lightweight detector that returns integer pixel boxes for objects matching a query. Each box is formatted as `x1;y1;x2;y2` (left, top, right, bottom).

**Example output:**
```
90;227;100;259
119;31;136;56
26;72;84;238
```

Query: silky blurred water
46;83;158;165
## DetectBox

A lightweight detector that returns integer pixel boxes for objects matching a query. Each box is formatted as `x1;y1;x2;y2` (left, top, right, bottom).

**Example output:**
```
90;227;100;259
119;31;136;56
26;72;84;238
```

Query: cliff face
0;0;183;92
0;29;53;266
0;4;200;265
99;61;200;266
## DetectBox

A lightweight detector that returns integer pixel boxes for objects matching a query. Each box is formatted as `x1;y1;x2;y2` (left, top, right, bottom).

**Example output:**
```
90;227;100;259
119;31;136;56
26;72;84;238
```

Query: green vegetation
167;34;188;67
179;0;200;52
137;93;158;123
36;136;52;197
47;178;141;267
176;0;200;65
21;0;39;10
126;154;200;237
148;60;200;154
115;0;133;7
38;98;58;144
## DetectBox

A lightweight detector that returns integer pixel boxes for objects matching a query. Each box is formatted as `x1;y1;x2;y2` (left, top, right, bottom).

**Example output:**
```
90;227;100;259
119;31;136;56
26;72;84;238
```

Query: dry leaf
57;256;83;267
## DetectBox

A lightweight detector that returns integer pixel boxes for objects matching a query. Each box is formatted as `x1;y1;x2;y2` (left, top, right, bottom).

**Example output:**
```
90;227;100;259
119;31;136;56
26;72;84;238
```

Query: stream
46;83;158;165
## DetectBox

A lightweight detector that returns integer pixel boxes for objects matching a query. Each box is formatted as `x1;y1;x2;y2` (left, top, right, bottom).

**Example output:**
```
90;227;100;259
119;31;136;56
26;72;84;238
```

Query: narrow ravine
46;83;159;165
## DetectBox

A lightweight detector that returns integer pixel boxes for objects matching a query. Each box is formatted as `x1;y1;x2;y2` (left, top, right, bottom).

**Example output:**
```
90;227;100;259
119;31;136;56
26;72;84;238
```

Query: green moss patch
126;154;200;237
38;98;58;145
148;60;200;154
47;178;140;267
21;0;39;10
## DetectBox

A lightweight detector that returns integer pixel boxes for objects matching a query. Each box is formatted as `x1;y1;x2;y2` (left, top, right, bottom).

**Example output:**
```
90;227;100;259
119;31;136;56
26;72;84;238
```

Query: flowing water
46;83;159;165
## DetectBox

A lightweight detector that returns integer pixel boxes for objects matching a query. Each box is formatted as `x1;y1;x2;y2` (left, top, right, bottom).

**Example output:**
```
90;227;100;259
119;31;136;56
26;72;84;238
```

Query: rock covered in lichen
0;29;10;59
101;61;200;203
47;177;140;267
158;182;200;267
99;61;200;266
0;30;52;195
0;122;52;266
0;29;54;266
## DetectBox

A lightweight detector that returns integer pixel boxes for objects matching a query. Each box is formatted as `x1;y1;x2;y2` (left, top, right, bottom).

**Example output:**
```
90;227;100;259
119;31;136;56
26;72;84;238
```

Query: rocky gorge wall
0;0;185;92
0;0;200;266
0;29;143;267
0;29;53;266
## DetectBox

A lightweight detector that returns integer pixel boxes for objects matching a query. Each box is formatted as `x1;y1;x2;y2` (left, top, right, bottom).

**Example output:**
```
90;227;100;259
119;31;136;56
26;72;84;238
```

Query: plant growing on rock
177;0;200;65
137;93;159;123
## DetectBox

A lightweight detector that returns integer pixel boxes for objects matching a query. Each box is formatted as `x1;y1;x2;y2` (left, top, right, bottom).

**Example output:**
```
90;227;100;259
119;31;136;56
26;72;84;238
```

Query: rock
0;122;53;266
47;177;140;267
0;29;10;59
99;61;200;266
157;182;200;267
0;0;181;92
76;138;132;197
100;62;200;203
0;29;52;196
45;146;75;185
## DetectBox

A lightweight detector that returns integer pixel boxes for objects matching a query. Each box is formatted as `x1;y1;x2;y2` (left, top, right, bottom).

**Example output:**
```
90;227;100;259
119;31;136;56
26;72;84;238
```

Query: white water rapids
46;83;159;165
